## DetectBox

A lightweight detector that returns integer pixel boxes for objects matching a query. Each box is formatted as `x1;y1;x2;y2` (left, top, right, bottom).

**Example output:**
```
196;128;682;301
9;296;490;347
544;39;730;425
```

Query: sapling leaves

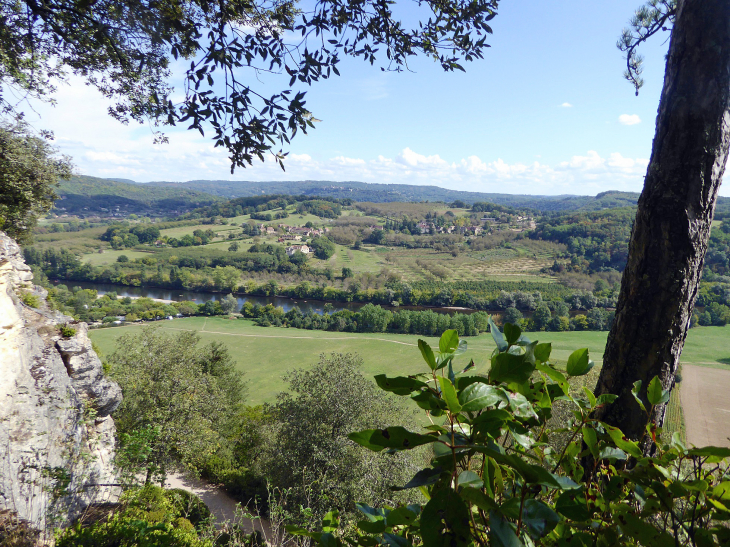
566;348;593;377
458;382;505;412
439;329;460;353
349;427;437;452
420;490;471;547
503;322;521;346
438;377;462;413
489;316;509;351
375;374;427;395
392;467;444;491
490;352;535;384
647;376;670;405
418;339;437;370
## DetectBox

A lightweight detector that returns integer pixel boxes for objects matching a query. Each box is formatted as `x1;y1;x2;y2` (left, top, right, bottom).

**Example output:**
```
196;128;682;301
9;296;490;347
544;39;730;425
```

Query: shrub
292;323;730;547
58;324;76;338
19;291;40;308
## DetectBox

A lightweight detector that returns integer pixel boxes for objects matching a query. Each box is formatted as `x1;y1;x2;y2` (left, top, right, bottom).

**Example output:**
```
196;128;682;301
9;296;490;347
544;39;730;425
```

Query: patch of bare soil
679;364;730;447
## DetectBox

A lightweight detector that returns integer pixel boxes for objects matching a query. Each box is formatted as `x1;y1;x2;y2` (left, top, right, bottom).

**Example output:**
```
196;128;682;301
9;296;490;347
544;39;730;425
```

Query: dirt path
165;473;273;538
679;364;730;447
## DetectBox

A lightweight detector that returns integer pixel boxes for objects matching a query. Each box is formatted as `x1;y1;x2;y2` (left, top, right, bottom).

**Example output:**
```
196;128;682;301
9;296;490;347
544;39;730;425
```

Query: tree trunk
594;0;730;449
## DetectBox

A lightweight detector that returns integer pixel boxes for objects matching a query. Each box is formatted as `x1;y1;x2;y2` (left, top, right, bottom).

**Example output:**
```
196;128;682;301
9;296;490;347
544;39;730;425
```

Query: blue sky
28;0;728;196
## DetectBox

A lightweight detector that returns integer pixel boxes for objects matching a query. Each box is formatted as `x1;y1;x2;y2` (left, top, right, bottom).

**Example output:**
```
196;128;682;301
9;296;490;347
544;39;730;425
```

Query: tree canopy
1;0;499;171
0;119;72;241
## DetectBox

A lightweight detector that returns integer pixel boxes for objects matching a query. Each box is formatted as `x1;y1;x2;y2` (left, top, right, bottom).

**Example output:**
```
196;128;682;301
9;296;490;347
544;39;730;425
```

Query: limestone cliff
0;232;122;532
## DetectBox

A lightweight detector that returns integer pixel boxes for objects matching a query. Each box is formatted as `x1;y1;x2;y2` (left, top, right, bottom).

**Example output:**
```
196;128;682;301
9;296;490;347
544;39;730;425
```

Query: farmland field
89;318;729;407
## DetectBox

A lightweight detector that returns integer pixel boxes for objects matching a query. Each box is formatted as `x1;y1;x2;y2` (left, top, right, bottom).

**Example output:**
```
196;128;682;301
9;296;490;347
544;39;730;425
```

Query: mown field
89;317;729;408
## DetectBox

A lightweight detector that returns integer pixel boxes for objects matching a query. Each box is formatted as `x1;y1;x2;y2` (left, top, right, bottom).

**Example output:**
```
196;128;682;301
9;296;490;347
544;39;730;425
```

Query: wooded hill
66;175;730;215
55;175;222;215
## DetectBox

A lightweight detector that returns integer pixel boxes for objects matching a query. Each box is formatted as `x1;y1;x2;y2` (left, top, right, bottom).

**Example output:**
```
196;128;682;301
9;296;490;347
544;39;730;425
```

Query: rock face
0;232;122;532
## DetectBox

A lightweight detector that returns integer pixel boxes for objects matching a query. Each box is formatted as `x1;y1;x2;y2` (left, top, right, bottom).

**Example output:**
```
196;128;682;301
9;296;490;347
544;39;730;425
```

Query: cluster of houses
412;215;535;235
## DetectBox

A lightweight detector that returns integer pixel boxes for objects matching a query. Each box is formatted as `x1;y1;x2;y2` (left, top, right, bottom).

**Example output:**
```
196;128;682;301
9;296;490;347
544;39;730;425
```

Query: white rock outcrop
0;232;122;532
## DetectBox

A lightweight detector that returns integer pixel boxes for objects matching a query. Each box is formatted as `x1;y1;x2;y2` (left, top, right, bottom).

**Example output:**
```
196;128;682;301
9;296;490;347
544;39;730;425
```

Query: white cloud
560;102;573;108
619;114;641;125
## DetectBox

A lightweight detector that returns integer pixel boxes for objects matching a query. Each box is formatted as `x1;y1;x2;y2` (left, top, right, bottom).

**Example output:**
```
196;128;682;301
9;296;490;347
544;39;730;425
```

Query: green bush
19;292;40;308
58;324;76;337
292;323;730;547
55;485;213;547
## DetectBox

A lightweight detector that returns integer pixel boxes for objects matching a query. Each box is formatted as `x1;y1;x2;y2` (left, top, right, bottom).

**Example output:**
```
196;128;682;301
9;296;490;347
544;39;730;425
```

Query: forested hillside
55;176;222;216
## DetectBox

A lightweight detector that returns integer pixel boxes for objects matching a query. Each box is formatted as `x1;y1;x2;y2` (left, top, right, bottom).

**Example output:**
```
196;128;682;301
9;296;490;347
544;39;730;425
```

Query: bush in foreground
292;324;730;546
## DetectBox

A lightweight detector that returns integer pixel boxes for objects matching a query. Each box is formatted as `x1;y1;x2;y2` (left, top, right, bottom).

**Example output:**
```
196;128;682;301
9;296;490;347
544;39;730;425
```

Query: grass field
89;318;729;406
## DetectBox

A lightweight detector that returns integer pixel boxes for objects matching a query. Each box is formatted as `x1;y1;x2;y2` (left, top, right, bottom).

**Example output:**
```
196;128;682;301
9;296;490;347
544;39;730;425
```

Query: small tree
220;294;238;314
111;328;245;483
264;353;420;529
0;119;72;242
311;236;336;260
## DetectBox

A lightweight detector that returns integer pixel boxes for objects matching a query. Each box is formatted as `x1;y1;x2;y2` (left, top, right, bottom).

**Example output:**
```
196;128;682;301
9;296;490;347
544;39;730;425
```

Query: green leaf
421;489;472;547
604;425;643;458
474;447;561;488
596;393;618;406
489;512;522;547
457;470;483;489
454;339;468;356
506;392;539;420
618;514;674;547
392;467;443;491
489;316;509;352
385;506;419;526
375;374;427;395
522;499;560;539
647;376;670;405
490;352;535;384
503;322;521;345
322;510;339;533
418;339;437;370
534;342;552;362
687;446;730;458
582;386;597;408
438;377;462;413
383;533;410;547
599;447;627;461
631;380;647;412
712;482;730;502
348;427;437;452
439;329;460;353
566;348;593;377
460;487;498;511
555;491;591;521
458;383;505;412
535;363;569;393
582;427;598;458
356;519;385;534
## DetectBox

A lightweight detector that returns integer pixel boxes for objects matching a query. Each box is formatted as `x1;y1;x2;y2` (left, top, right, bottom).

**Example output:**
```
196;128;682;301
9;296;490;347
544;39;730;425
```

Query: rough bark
594;0;730;449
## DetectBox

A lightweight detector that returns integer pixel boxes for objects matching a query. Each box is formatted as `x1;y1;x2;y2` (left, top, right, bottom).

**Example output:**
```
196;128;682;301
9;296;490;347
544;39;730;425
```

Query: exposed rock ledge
0;232;122;532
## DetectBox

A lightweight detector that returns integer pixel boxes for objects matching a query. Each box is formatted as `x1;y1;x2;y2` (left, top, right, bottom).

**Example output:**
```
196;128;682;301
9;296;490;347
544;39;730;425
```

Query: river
54;280;476;316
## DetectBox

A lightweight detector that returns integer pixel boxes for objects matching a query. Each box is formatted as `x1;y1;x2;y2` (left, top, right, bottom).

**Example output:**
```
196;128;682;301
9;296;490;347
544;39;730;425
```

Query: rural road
680;364;730;447
165;473;274;539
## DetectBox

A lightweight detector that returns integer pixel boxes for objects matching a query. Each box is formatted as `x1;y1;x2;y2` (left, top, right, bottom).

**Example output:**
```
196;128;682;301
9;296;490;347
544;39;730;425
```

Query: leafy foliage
291;326;730;546
263;353;422;529
110;328;246;483
0;119;72;242
1;0;499;170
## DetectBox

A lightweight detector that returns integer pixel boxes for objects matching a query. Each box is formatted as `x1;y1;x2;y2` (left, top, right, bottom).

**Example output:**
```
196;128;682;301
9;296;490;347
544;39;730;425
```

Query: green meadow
89;318;730;406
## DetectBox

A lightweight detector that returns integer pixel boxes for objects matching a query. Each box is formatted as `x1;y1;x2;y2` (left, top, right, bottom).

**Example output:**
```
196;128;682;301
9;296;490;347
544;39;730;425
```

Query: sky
22;0;728;197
